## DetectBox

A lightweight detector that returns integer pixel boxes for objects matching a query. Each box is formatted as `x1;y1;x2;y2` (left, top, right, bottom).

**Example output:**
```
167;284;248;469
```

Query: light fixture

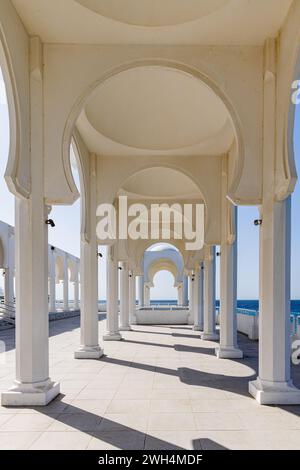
254;219;262;226
45;219;55;228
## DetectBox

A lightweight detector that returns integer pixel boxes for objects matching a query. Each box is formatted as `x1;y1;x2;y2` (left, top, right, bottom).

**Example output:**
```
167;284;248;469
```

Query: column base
74;346;104;359
103;332;123;341
201;332;219;341
215;346;243;359
129;315;137;325
193;326;203;332
119;326;132;331
249;378;300;405
1;379;60;407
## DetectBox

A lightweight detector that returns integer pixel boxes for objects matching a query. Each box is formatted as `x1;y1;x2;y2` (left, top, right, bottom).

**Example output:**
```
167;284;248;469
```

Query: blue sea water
218;300;300;317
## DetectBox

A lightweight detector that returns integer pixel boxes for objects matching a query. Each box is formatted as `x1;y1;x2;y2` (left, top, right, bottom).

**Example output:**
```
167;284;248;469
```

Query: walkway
0;317;300;450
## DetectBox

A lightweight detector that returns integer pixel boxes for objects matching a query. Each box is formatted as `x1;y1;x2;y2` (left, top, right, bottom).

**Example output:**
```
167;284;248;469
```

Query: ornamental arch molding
45;57;251;206
0;11;30;199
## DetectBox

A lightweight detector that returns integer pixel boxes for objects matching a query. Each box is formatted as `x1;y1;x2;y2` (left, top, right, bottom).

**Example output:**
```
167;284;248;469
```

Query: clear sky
0;69;299;300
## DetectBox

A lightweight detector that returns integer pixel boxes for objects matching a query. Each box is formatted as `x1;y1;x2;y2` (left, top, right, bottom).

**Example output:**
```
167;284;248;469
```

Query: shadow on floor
8;398;229;450
172;333;202;339
120;339;175;349
195;439;228;450
14;399;188;450
99;354;256;398
0;314;105;353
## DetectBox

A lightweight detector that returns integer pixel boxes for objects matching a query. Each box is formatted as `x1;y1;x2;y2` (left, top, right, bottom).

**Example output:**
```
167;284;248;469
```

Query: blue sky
0;68;299;300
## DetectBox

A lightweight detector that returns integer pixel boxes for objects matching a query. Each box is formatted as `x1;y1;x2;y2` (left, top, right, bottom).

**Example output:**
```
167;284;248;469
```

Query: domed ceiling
79;65;234;156
120;167;202;199
75;0;230;27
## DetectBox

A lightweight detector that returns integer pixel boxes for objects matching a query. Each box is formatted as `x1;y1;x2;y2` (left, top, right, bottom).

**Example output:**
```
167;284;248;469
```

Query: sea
98;299;300;316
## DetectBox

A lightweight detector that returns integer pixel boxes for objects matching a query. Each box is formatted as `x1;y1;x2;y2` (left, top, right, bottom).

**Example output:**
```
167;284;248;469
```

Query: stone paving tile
150;399;192;413
106;399;151;414
148;413;197;431
0;414;17;426
75;388;117;400
0;413;58;432
144;431;201;450
67;399;111;415
238;410;293;431
97;413;149;432
29;431;92;450
47;412;102;432
87;431;146;450
194;412;244;431
0;431;42;450
1;316;300;449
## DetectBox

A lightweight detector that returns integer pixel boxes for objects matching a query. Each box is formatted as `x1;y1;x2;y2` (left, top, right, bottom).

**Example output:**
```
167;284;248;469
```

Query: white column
1;38;59;406
249;40;300;404
103;245;122;341
144;285;150;307
4;267;14;307
216;162;243;359
188;274;194;325
201;246;218;341
119;261;131;331
192;271;199;329
177;283;183;306
1;202;60;406
48;251;56;312
4;230;15;307
249;198;300;404
129;273;137;325
194;266;204;331
138;275;144;307
75;154;102;358
182;275;189;306
73;274;79;311
63;260;69;311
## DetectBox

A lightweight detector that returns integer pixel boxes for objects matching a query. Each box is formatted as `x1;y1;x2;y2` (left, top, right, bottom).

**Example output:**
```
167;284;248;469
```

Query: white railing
135;307;191;325
0;301;16;325
138;304;189;311
216;307;259;340
53;300;80;311
291;314;300;339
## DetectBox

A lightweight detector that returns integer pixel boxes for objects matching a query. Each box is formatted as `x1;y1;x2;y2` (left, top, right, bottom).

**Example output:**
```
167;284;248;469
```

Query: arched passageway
1;1;300;419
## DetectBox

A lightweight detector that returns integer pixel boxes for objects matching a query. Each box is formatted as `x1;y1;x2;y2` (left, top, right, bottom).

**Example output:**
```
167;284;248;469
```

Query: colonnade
0;220;80;313
48;248;80;313
2;199;299;406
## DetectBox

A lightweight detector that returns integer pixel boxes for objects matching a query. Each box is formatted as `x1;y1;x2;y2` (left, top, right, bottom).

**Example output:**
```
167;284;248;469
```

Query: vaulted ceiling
12;0;292;46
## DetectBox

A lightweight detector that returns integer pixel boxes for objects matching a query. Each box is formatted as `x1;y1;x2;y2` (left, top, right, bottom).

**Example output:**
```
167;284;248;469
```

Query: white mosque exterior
0;0;300;411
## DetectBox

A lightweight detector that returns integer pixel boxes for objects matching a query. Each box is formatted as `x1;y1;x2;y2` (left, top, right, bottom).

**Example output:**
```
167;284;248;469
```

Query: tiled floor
0;316;300;450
